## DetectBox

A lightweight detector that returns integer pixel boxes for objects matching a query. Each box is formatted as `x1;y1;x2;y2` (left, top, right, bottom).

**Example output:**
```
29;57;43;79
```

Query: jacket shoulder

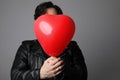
22;40;35;44
21;39;39;49
70;40;77;45
68;40;78;47
21;39;39;46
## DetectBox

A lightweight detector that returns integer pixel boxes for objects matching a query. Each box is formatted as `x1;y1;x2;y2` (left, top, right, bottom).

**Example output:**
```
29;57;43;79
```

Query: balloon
34;14;75;56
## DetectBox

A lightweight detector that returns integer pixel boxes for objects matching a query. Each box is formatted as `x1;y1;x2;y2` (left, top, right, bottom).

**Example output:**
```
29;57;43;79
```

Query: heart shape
34;14;75;56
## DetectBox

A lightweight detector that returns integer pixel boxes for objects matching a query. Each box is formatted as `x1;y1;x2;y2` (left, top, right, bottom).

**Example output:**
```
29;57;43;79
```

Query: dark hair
34;1;63;20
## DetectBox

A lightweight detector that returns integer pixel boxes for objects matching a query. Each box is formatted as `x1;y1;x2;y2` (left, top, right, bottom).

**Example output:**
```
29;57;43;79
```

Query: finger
56;65;64;71
51;64;64;74
52;60;64;69
45;57;55;63
53;69;63;76
50;57;62;65
55;70;62;75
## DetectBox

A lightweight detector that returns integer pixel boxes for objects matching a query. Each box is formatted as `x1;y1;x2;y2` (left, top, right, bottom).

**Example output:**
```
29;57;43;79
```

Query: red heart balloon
34;14;75;56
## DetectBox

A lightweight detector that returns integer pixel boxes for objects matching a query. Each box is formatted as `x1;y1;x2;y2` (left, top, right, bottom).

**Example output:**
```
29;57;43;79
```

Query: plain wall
0;0;120;80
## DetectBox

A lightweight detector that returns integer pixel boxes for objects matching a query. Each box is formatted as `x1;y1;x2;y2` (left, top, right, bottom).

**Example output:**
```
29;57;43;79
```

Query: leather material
11;39;87;80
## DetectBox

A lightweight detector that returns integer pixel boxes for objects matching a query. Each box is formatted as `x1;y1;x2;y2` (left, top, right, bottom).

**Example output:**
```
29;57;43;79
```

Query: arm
11;42;41;80
64;41;88;80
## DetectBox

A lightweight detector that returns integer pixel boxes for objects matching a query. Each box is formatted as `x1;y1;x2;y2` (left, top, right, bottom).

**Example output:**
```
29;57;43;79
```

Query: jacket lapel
32;39;49;59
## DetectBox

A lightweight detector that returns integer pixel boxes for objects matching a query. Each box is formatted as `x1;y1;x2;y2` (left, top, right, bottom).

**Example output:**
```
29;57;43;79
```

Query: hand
40;56;64;79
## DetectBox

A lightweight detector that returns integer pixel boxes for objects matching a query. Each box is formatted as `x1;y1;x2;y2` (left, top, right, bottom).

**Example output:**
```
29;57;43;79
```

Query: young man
11;1;88;80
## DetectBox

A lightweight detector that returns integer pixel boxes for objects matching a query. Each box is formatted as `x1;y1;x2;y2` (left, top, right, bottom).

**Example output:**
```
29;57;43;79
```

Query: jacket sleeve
64;41;88;80
11;42;42;80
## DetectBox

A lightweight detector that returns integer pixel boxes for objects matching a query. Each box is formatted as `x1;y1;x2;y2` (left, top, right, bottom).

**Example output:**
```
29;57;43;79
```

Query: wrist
40;71;47;79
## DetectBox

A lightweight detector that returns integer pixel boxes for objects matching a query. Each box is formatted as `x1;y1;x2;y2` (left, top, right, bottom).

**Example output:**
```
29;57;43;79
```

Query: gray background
0;0;120;80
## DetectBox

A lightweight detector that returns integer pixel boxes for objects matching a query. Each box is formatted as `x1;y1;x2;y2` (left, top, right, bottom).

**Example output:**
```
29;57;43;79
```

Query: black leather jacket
11;40;87;80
